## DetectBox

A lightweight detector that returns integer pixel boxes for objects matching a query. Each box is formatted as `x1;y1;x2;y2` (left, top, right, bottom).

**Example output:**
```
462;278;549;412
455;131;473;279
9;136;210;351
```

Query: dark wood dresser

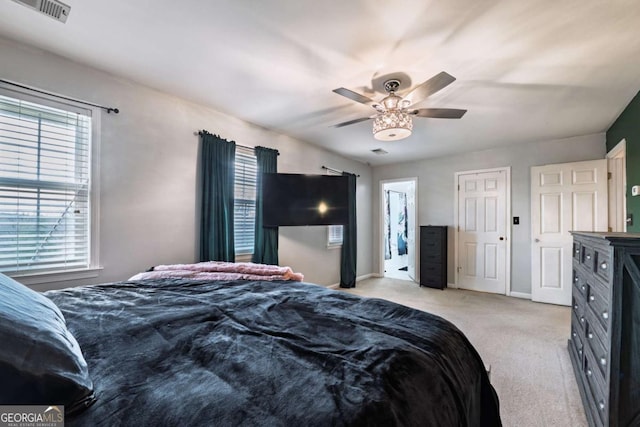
568;232;640;427
419;226;447;289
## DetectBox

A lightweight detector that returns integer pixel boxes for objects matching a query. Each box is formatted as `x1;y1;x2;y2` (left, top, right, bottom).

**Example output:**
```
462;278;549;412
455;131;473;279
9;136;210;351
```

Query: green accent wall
606;91;640;232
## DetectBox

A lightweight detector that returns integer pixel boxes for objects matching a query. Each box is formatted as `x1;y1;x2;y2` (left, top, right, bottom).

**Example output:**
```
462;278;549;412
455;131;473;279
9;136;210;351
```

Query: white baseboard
509;291;531;300
328;273;375;289
447;282;457;289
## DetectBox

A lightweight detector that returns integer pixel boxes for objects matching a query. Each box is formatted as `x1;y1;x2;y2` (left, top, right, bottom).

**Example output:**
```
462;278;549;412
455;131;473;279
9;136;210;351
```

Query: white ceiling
1;0;640;166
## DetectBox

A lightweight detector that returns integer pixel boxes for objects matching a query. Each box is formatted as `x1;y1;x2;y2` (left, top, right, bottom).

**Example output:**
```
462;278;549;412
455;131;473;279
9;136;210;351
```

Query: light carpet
339;277;587;427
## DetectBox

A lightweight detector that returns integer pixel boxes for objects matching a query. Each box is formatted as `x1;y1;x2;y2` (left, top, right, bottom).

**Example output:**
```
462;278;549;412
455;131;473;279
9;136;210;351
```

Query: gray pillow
0;273;95;415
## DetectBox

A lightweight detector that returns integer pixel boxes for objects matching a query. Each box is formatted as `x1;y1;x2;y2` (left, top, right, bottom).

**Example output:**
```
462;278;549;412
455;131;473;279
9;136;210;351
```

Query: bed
0;265;501;426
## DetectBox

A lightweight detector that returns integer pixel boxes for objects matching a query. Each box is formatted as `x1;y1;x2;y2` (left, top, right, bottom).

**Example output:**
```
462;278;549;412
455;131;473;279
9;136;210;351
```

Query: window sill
9;267;104;287
235;254;253;262
327;244;343;250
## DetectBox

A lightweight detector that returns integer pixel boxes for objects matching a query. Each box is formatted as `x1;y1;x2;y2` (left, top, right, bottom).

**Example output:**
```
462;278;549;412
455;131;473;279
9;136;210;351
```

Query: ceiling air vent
11;0;71;23
371;148;388;155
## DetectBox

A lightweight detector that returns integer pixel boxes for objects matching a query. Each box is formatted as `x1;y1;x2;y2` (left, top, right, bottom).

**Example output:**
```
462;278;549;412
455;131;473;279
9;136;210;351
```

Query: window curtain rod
321;165;360;177
0;79;119;114
196;130;279;155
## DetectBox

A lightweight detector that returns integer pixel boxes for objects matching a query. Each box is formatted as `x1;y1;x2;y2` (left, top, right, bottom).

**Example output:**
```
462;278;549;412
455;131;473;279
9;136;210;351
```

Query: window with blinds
326;169;344;247
234;146;257;255
0;92;92;274
328;224;344;247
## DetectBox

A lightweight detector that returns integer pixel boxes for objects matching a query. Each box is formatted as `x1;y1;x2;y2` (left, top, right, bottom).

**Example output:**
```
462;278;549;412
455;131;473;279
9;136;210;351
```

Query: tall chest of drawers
568;232;640;427
419;226;447;289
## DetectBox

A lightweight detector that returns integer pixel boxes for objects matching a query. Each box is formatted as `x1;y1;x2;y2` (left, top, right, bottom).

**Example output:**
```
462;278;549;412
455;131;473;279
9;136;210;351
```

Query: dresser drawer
572;290;586;321
573;241;581;261
585;281;610;334
421;250;444;264
592;248;611;283
573;268;588;298
581;245;595;271
420;240;445;258
584;348;608;426
570;314;585;364
584;319;609;380
421;261;444;276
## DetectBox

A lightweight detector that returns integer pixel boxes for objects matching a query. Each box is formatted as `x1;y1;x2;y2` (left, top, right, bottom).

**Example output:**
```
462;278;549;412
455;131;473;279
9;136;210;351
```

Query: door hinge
607;172;612;180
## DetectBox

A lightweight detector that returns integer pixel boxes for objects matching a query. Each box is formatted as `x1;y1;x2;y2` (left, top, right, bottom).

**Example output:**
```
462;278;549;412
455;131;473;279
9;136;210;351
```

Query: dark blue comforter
46;279;500;426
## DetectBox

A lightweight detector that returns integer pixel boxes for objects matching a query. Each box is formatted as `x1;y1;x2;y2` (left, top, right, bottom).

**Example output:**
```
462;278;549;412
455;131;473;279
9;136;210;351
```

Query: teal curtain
252;146;279;265
340;172;357;288
199;132;236;262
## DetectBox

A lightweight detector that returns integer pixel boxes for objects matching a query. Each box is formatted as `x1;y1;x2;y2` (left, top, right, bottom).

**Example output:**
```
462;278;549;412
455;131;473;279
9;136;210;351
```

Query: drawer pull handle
599;402;605;411
574;304;578;310
600;357;607;366
575;249;580;254
573;331;577;338
580;317;585;323
586;254;591;260
589;295;595;302
602;311;609;320
574;276;579;283
581;285;586;291
587;369;592;376
588;333;593;339
579;349;583;355
600;262;608;270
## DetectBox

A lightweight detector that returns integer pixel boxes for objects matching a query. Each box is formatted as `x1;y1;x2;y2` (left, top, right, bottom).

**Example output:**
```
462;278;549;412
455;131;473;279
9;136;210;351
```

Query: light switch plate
632;185;640;196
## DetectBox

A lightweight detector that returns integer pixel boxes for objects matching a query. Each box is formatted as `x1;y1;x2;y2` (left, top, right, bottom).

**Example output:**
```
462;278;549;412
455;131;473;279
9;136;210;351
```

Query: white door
607;140;626;232
406;180;417;281
531;159;607;306
457;169;509;294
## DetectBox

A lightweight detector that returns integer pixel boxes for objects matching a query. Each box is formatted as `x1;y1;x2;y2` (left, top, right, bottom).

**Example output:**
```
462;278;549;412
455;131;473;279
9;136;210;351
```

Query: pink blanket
129;261;304;282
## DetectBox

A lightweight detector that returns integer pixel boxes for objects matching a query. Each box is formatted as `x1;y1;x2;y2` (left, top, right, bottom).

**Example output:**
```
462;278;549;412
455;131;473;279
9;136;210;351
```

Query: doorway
380;179;417;281
607;139;626;232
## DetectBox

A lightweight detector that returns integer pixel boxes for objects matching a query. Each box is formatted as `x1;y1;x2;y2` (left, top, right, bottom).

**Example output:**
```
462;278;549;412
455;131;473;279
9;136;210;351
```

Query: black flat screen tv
262;173;349;227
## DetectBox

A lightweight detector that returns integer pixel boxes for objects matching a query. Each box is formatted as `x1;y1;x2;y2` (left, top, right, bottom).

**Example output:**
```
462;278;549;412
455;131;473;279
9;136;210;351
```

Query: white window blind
326;169;344;247
0;93;92;274
328;224;344;246
234;146;257;255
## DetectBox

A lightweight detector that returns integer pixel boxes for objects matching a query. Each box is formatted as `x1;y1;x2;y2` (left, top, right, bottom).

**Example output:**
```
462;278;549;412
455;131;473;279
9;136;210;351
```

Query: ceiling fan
332;71;467;141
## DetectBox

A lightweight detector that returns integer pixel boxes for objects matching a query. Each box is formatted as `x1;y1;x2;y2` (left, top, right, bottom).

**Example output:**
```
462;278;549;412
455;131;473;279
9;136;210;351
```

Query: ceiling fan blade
332;116;373;128
332;87;378;106
411;108;467;119
404;72;456;105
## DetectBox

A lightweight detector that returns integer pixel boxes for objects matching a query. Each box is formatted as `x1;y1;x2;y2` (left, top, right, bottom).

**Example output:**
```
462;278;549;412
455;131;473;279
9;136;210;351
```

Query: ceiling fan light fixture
373;111;413;141
381;93;402;110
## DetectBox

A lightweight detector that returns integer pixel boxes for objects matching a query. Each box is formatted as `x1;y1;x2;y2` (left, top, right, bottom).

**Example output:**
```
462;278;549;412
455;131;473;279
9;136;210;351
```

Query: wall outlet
632;185;640;196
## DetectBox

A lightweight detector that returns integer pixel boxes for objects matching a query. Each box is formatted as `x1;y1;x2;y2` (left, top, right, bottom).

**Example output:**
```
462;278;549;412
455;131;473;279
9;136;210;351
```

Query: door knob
499;237;504;241
535;238;540;242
